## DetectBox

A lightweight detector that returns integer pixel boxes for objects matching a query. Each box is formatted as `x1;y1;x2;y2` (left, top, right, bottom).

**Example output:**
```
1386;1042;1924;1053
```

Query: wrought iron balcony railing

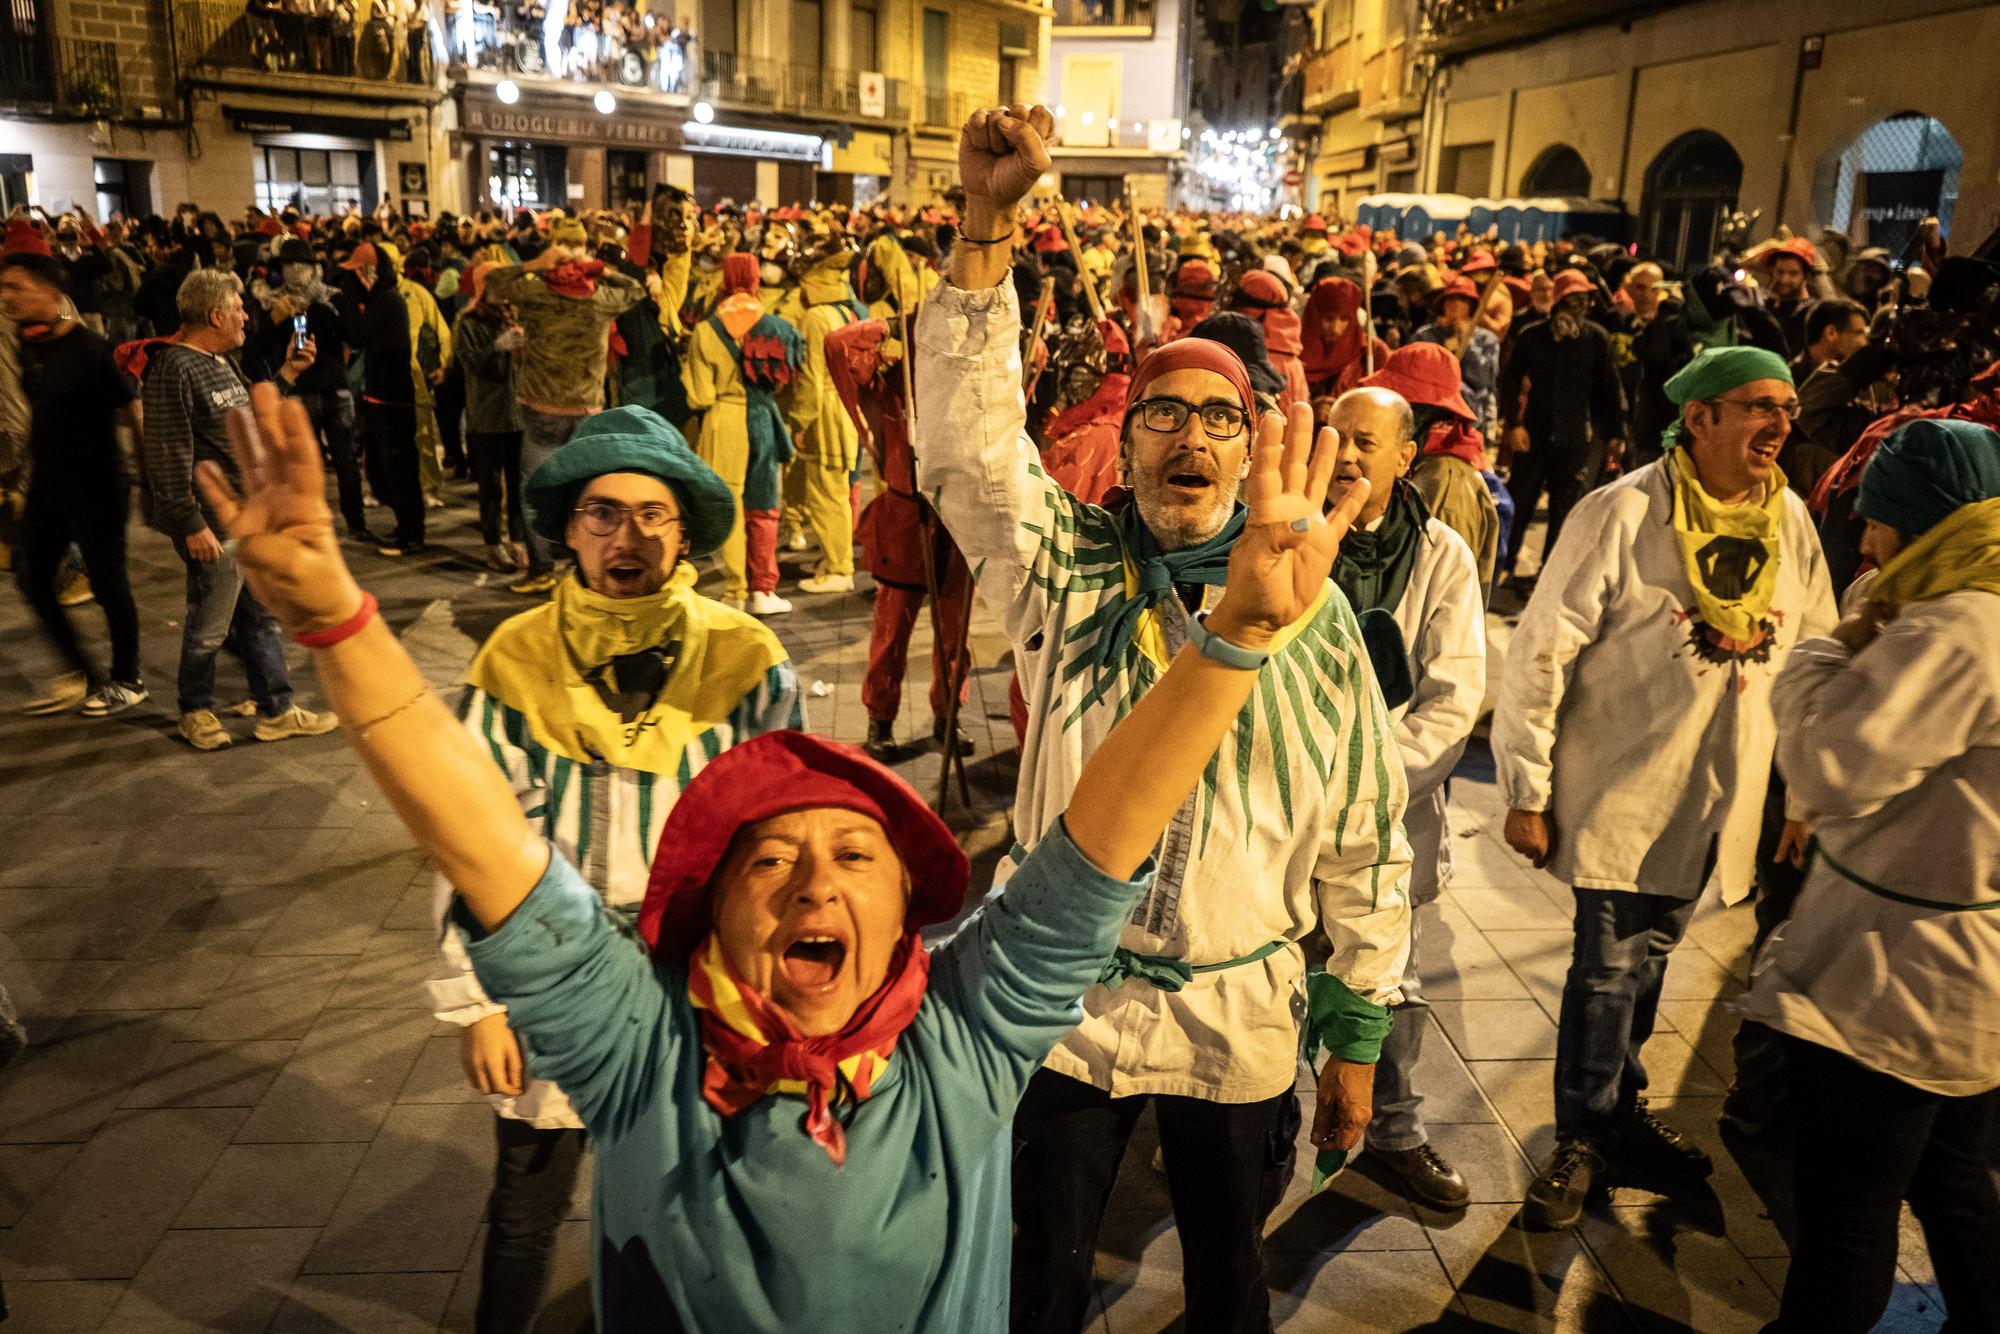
0;32;127;118
173;0;434;86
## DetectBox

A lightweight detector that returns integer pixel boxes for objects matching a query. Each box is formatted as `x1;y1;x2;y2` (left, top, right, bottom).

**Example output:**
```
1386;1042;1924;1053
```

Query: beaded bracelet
295;591;377;648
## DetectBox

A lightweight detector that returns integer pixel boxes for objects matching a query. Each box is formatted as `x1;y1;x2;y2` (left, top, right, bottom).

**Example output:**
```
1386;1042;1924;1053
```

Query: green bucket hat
523;406;736;557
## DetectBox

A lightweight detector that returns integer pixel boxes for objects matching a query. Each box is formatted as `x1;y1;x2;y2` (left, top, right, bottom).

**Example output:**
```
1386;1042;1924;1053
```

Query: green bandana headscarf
1089;501;1247;680
1659;346;1794;452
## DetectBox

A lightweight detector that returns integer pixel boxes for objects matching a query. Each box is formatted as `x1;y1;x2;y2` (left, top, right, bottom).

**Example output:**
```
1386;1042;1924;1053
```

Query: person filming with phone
247;238;363;542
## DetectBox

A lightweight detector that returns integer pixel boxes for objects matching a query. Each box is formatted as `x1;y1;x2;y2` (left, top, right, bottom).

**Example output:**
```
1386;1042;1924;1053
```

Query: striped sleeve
459;686;549;817
726;661;806;737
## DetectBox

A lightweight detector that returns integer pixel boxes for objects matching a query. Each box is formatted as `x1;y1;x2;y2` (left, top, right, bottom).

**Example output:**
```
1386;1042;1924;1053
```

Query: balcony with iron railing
1418;0;1671;59
0;31;128;118
919;88;978;133
1052;0;1155;32
695;50;910;123
173;0;434;87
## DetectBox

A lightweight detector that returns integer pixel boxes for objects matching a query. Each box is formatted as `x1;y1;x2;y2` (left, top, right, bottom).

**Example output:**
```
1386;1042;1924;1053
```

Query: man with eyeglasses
429;405;802;1334
1493;346;1836;1230
916;104;1412;1333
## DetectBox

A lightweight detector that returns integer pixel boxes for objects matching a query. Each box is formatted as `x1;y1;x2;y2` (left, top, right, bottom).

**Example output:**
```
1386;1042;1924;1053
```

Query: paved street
0;493;1949;1332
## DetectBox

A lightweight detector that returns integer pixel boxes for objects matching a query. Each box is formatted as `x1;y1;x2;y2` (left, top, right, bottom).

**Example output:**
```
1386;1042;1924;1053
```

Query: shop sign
1860;169;1944;258
462;93;679;147
226;105;411;141
680;122;823;162
859;71;886;119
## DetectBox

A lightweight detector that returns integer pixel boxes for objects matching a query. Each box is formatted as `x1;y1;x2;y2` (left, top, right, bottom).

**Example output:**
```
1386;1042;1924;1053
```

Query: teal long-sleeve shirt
459;819;1149;1333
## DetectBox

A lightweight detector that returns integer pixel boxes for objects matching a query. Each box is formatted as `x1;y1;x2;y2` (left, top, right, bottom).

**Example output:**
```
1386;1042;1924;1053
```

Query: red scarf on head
688;932;931;1166
544;259;606;298
1301;277;1367;386
1422;418;1489;470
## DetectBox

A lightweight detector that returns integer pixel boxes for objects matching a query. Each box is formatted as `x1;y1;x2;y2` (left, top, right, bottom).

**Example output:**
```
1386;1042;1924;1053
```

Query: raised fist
958;104;1055;215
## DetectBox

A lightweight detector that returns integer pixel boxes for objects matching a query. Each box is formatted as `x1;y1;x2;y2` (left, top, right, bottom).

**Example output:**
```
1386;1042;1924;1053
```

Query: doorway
607;151;650;209
1641;130;1742;274
1827;112;1962;255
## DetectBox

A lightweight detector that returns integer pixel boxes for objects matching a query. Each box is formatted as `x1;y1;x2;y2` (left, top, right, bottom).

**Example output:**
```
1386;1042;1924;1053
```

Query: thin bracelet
354;685;431;741
956;226;1017;247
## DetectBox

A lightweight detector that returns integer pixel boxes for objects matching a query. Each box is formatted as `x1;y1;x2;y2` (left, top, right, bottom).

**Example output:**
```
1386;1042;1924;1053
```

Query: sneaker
178;709;233;750
747;591;793;616
253;705;340;743
484;543;520;574
22;672;88;715
1374;1144;1471;1211
80;680;148;717
343;525;377;546
1524;1137;1604;1232
424;493;446;509
784;527;812;552
376;538;428;558
508;570;558;596
798;572;855;595
222;699;259;717
932;717;971;753
57;573;95;606
1610;1098;1713;1180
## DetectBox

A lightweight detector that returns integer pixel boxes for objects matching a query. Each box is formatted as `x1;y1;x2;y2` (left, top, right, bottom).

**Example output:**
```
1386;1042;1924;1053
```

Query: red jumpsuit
825;317;972;728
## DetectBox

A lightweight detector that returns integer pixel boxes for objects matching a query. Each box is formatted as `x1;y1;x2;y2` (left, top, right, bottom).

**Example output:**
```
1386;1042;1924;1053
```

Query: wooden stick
1053;196;1105;324
1022;276;1055;397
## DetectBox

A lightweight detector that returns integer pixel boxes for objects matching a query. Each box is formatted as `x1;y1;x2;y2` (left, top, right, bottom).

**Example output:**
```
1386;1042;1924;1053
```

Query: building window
921;7;948;125
998;21;1028;104
93;158;151;221
255;144;369;216
1053;0;1153;29
1829;112;1962;254
1641;130;1741;275
850;0;877;71
0;153;31;214
487;141;566;212
1436;141;1493;197
792;0;822;67
1519;144;1592;198
702;0;737;55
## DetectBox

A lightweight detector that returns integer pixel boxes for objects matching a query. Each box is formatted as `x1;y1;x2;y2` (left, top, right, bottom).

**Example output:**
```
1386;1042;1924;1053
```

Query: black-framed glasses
1708;395;1802;423
1129;396;1250;440
573;500;684;538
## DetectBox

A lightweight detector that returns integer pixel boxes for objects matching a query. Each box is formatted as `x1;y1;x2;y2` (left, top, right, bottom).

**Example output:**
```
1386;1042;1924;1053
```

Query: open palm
195;382;364;634
1213;404;1369;641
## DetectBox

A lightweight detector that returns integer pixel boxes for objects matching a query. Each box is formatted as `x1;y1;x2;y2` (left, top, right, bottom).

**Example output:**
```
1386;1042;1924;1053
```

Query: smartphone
292;313;309;351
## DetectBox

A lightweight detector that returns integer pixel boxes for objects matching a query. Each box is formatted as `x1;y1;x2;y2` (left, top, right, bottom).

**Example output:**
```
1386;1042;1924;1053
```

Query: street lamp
692;100;715;124
594;90;617;115
496;79;520;104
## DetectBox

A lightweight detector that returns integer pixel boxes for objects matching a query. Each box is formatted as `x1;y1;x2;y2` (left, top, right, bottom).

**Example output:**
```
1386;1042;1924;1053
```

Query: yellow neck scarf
466;566;787;771
1668;449;1786;644
1869;497;2000;609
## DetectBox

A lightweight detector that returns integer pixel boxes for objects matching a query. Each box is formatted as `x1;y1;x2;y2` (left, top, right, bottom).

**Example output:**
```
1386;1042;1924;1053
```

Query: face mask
282;263;318;294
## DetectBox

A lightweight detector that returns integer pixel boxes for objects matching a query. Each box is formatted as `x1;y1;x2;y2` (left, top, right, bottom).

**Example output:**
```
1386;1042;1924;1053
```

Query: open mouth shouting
776;928;851;994
1159;455;1218;499
599;554;654;595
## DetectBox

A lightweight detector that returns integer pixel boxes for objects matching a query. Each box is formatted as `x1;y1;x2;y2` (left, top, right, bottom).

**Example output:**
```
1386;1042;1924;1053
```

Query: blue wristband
1186;611;1271;670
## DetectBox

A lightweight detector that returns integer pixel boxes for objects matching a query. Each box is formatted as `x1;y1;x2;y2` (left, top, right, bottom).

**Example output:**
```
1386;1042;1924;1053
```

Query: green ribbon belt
1097;939;1289;992
1810;838;2000;913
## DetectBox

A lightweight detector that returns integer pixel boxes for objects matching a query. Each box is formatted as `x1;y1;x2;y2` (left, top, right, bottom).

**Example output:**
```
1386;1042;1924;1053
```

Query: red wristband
295;590;377;648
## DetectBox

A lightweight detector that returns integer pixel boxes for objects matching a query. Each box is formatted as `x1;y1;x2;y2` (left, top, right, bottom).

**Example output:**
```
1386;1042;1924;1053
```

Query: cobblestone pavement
0;493;1949;1332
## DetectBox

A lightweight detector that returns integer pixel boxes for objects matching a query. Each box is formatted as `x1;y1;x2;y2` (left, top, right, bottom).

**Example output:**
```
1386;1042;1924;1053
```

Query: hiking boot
932;717;971;754
1610;1098;1712;1180
748;591;794;616
1375;1144;1471;1211
80;680;148;717
179;709;233;750
1524;1137;1605;1232
798;572;855;595
22;672;88;715
254;705;340;743
57;572;95;606
508;570;558;596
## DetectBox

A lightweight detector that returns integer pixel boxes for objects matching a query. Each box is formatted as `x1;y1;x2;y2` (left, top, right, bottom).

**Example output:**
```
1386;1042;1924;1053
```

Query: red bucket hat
1550;268;1595;304
637;731;969;962
1359;342;1475;422
1458;249;1497;276
1431;276;1480;314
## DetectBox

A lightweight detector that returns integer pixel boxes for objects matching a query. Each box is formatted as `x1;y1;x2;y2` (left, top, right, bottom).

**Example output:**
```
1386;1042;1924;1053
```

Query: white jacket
914;280;1412;1102
1491;460;1837;901
1380;513;1487;903
1739;590;2000;1095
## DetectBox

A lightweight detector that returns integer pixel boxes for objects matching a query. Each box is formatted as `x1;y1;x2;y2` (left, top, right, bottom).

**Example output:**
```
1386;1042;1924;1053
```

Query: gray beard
1135;476;1242;551
1551;309;1583;340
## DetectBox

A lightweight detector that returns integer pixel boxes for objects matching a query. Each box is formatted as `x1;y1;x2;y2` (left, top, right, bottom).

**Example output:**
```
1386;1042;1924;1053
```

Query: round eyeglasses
573;500;684;538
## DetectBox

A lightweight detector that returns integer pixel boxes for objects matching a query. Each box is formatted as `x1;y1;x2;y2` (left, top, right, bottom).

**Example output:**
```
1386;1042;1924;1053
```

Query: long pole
1125;182;1153;346
1022;276;1055;397
1053;195;1105;324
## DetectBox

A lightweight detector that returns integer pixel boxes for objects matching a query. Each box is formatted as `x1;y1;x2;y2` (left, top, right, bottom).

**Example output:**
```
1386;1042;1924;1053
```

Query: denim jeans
172;536;293;717
1552;887;1697;1138
518;409;581;574
1369;896;1443;1152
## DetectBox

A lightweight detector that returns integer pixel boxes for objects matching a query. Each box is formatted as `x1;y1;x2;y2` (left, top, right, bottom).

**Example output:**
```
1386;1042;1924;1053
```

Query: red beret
1128;332;1255;416
636;731;968;962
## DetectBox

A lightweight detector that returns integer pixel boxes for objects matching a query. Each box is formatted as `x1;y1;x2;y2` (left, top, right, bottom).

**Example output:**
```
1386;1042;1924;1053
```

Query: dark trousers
1553;888;1698;1138
303;389;366;535
19;484;141;684
171;536;292;717
437;365;467;473
477;1115;588;1334
1010;1067;1299;1334
1732;770;1807;1110
362;399;424;545
1505;435;1601;575
466;429;526;548
1772;1039;2000;1334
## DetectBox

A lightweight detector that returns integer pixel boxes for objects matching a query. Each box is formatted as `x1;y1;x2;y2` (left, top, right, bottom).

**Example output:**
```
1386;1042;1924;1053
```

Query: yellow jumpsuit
680;297;760;602
785;274;861;579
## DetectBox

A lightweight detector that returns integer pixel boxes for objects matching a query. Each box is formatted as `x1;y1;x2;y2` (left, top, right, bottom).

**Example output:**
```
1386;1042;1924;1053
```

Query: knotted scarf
1658;345;1791;451
688;932;930;1166
466;564;786;770
1667;447;1787;644
1333;478;1428;616
1867;497;2000;608
544;259;605;298
1089;498;1247;679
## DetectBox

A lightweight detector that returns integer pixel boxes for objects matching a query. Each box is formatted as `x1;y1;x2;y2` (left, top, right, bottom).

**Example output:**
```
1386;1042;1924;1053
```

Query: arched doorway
1829;112;1962;257
1520;144;1591;197
1642;131;1742;274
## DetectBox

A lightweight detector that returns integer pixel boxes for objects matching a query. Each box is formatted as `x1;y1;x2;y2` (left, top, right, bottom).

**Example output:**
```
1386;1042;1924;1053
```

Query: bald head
1329;387;1417;525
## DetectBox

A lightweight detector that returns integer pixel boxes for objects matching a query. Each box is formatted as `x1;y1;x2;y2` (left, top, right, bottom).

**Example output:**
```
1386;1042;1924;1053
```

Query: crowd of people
1;96;1996;1334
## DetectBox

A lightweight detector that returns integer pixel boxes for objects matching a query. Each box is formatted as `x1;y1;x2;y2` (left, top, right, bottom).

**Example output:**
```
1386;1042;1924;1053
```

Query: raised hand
1208;402;1370;649
194;381;364;636
958;104;1055;215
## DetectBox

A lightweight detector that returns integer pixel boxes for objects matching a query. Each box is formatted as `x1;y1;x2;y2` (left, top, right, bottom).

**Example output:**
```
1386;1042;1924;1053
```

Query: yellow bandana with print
1667;448;1786;644
467;565;786;771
